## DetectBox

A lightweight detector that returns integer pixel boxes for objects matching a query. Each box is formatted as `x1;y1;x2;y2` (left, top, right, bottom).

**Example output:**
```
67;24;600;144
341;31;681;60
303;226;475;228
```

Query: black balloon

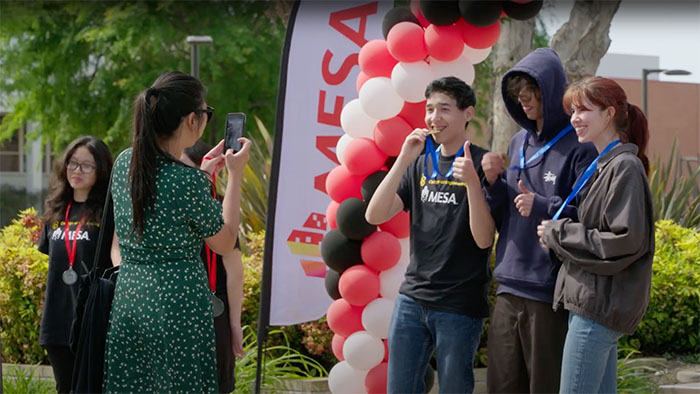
336;198;376;240
382;6;421;39
324;269;341;300
361;170;388;203
420;0;461;26
320;229;363;273
459;0;503;27
502;0;543;21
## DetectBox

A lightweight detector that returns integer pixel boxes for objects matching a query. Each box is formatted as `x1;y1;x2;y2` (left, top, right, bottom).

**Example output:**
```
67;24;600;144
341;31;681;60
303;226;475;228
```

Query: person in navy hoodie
481;48;597;393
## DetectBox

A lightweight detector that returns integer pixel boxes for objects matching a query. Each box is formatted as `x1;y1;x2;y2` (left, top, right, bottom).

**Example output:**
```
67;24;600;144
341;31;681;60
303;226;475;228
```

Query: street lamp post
641;68;692;114
186;35;213;79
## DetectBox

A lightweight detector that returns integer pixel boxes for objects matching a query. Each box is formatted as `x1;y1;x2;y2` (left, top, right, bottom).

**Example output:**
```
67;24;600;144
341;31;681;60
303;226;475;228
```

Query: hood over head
501;48;570;139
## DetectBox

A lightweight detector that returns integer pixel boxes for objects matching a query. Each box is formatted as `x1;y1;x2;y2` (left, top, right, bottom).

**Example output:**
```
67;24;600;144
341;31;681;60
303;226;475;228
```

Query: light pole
641;68;691;114
186;35;213;79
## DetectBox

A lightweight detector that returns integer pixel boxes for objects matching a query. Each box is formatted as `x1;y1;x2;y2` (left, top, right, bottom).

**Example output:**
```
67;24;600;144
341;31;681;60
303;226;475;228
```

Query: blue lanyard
552;140;621;220
510;125;573;170
423;137;464;179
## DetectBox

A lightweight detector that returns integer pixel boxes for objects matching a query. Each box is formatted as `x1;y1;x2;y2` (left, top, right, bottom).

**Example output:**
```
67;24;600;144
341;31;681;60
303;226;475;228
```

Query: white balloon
328;361;368;394
391;61;434;103
379;262;408;299
343;331;385;371
362;298;395;339
335;134;354;165
399;237;410;265
462;44;491;64
340;99;378;140
359;77;404;120
429;55;476;85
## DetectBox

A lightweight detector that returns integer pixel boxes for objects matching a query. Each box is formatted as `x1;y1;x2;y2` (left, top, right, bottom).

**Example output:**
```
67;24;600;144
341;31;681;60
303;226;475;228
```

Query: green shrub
626;220;700;355
649;141;700;229
616;347;664;394
2;365;56;394
0;208;48;364
241;230;336;369
233;325;327;394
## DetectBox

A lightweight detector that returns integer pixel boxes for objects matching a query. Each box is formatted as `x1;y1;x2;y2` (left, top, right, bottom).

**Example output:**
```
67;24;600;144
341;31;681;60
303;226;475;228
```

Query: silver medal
211;293;225;317
63;267;78;285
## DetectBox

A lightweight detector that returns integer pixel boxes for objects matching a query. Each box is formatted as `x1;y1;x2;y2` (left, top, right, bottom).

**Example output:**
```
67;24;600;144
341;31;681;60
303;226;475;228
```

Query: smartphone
224;112;246;152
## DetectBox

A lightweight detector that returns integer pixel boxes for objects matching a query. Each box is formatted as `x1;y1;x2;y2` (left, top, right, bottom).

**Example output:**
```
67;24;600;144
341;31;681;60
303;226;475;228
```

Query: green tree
0;1;288;153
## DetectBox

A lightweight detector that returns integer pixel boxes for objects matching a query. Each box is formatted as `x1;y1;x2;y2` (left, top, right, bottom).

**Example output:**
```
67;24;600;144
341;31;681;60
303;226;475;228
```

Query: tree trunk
490;19;535;154
551;0;622;83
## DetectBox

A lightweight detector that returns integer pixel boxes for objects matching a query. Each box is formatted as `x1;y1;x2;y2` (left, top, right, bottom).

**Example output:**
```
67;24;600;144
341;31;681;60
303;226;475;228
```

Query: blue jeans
560;312;623;394
387;294;483;394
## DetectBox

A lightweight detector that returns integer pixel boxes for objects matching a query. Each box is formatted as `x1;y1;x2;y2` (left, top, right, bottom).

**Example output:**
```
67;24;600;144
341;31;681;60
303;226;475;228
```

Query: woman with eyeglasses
103;71;250;393
38;136;114;393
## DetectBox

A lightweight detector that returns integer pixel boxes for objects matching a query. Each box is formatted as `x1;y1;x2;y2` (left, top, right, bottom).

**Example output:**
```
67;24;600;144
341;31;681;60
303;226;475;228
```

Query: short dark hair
424;76;476;110
183;140;213;167
506;73;541;101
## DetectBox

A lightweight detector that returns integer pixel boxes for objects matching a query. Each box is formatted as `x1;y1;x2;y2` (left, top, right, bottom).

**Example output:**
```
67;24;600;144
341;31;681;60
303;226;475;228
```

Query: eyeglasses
67;160;96;174
194;106;215;124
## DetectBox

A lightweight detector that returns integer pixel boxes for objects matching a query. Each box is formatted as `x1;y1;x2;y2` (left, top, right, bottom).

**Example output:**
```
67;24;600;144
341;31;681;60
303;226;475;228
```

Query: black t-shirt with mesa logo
397;144;492;318
38;201;109;346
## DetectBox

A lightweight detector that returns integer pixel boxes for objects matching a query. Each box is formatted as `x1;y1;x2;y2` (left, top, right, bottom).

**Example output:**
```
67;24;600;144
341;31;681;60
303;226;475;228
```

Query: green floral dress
104;148;223;393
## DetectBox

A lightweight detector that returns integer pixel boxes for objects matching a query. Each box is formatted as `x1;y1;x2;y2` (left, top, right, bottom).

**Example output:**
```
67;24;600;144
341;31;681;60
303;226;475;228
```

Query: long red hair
563;76;650;174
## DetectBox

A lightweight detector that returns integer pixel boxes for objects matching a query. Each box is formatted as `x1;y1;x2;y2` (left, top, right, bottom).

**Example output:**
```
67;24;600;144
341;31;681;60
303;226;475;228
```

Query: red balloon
379;210;410;239
327;200;340;229
331;334;346;361
383;339;389;362
387;22;427;63
359;40;398;78
327;298;364;337
424;24;464;62
326;165;365;203
399;100;426;130
365;362;388;394
374;116;413;157
339;265;380;306
356;71;370;92
457;19;501;49
344;138;388;176
409;0;430;27
362;231;401;271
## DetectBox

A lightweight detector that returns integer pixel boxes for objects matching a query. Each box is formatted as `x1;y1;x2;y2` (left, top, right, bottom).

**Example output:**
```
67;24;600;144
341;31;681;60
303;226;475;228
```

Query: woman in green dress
104;71;250;393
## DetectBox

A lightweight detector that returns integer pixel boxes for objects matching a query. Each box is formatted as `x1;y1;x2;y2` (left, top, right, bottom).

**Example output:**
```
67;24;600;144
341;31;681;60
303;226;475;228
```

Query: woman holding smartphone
103;71;250;393
181;140;245;393
538;76;654;393
38;136;113;393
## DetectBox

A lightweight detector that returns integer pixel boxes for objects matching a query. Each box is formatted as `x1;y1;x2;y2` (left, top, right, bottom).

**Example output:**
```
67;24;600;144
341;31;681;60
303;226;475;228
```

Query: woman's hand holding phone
200;140;227;176
225;138;252;174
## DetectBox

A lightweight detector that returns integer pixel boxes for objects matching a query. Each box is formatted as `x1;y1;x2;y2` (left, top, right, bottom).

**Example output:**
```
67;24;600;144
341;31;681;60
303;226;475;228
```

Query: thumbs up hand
514;180;535;217
453;141;479;188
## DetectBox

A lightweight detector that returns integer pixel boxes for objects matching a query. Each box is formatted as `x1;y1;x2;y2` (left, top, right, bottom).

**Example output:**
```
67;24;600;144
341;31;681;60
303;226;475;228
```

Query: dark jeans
486;293;568;393
387;294;483;393
44;345;75;394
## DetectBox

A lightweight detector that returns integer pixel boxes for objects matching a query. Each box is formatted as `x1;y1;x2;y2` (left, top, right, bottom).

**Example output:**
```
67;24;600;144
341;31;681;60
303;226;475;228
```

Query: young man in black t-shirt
366;77;494;393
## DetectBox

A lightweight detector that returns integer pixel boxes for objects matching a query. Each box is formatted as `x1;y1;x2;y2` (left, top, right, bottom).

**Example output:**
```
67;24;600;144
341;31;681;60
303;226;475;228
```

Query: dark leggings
44;345;74;394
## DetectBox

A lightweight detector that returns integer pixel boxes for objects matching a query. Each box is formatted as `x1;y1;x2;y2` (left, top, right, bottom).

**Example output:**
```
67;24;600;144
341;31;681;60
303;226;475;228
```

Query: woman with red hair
537;76;654;393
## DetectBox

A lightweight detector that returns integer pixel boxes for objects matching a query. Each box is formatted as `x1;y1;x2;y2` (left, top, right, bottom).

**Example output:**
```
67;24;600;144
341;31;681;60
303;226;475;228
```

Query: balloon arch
321;1;542;392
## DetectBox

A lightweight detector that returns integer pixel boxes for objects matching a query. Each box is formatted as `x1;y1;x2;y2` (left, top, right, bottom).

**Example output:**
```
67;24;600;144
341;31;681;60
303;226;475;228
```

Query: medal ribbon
64;200;85;269
202;156;217;293
509;125;573;170
423;137;464;179
552;140;621;220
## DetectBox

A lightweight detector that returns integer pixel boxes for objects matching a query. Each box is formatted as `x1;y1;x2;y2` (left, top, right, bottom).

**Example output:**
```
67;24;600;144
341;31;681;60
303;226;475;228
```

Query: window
0;116;24;173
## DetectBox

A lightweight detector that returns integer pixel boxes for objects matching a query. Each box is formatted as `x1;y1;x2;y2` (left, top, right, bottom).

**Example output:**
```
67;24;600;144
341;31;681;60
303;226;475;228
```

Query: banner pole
253;1;300;393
